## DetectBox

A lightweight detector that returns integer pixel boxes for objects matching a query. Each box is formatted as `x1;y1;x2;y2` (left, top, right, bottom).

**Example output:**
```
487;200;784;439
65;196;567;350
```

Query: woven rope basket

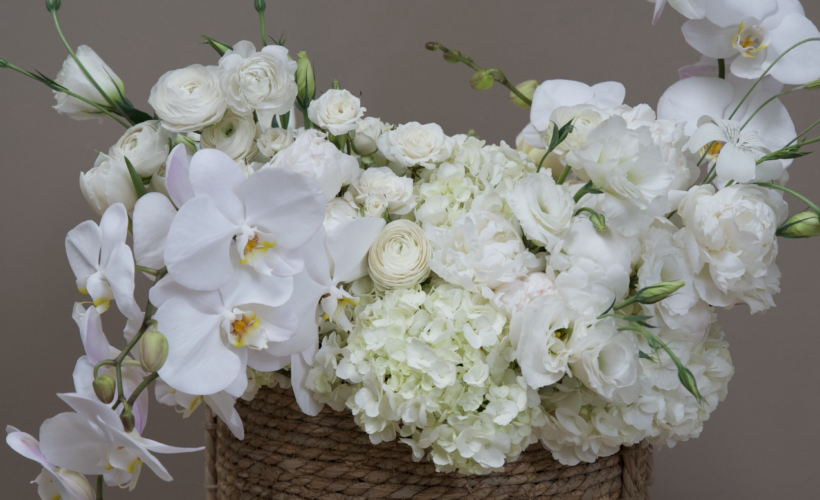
204;385;653;500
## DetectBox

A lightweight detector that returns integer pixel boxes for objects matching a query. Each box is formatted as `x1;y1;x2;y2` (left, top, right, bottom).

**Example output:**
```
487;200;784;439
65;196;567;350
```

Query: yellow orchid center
732;21;769;58
239;235;276;267
229;311;266;349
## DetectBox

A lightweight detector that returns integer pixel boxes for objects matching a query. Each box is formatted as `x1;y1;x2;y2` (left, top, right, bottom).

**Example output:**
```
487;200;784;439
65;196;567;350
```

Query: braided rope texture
207;385;653;500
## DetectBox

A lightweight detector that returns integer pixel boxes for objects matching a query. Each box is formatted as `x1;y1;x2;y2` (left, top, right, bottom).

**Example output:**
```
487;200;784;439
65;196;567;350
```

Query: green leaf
278;112;290;130
124;157;148;198
639;351;655;362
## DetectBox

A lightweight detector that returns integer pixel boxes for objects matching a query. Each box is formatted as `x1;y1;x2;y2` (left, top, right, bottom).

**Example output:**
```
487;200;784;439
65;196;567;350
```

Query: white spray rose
217;41;297;116
266;129;360;200
149;64;227;133
324;192;360;232
353;117;390;155
53;46;125;122
257;127;294;158
568;319;640;404
426;210;542;298
491;272;556;319
350;166;415;216
308;89;366;136
362;194;388;218
80;154;138;215
200;111;259;163
368;220;432;290
509;294;572;389
676;184;788;313
377;122;455;168
508;173;574;252
107;120;170;178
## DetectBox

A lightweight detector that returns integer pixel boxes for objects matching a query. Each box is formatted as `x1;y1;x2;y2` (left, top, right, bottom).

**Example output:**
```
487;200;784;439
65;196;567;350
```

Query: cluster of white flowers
5;0;820;496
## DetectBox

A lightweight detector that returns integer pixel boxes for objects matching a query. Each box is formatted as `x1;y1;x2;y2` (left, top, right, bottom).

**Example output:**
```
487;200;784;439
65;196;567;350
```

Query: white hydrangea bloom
414;162;482;228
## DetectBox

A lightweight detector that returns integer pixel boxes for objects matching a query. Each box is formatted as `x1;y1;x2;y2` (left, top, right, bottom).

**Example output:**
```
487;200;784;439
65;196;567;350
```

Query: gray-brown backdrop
1;1;819;498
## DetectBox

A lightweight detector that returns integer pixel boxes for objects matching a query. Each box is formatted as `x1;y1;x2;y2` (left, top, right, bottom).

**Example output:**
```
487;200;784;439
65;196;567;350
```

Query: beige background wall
1;1;819;498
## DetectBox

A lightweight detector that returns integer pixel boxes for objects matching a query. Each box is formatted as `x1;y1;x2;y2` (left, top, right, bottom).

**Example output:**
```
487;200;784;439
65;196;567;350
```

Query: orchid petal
105;243;142;321
39;413;108;475
121;367;150;435
682;19;738;59
80;307;110;365
653;0;667;25
669;0;707;20
223;348;249;398
328;217;386;284
269;246;306;277
188;149;246;224
133;193;177;271
165;144;194;208
589;81;626;110
300;228;332;287
687;122;727;152
6;430;52;469
658;77;735;135
767;14;820;85
65;221;101;285
204;393;244;440
705;0;778;28
98;203;128;269
219;258;294;309
290;351;324;416
530;80;594;131
148;274;223;314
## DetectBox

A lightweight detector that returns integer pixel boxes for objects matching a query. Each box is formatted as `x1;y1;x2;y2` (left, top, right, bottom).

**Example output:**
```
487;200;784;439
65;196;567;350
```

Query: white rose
353;117;389;155
217;41;298;116
80;154;138;215
257;127;294;158
308;89;366;136
53;46;125;122
368;220;431;290
265;129;360;200
676;184;788;313
324;192;360;232
200;110;259;163
149;64;227;133
508;294;571;389
568;318;640;404
362;194;388;218
491;272;556;319
350;166;415;216
377;122;455;168
508;173;574;252
426;210;542;298
107;120;170;177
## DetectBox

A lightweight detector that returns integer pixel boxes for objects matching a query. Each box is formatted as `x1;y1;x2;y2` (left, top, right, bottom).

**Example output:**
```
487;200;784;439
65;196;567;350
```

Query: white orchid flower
649;0;706;25
164;144;195;209
150;253;297;397
132;191;177;273
65;203;142;325
688;118;771;183
6;426;95;500
38;393;202;491
682;0;820;84
71;304;149;432
154;379;245;440
163;148;326;291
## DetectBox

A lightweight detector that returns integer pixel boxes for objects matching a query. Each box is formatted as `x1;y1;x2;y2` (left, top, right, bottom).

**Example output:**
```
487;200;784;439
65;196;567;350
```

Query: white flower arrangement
3;0;820;496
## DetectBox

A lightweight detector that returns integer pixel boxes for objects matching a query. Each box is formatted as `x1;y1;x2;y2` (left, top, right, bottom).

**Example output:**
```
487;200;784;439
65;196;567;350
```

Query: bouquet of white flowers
4;0;820;497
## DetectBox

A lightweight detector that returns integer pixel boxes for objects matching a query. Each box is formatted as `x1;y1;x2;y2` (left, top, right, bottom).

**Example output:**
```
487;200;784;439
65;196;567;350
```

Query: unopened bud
0;59;9;69
45;0;60;12
470;69;494;90
425;42;439;51
806;79;820;90
201;35;233;57
254;0;266;13
589;211;606;232
634;281;686;304
296;51;315;107
443;50;461;64
92;375;116;404
139;330;169;373
678;366;704;402
777;210;820;238
509;80;538;109
120;404;135;433
332;79;340;90
174;133;198;154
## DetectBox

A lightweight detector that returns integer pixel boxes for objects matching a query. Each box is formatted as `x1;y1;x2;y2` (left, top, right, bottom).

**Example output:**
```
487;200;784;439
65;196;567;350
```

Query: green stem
728;38;820;120
303;106;312;130
718;58;726;79
537;151;550;173
740;86;805;131
126;372;159;407
556;164;572;185
93;360;116;380
258;12;267;47
96;475;103;500
787;118;820;147
755;182;820;214
135;265;158;276
113;300;155;409
792;136;820;149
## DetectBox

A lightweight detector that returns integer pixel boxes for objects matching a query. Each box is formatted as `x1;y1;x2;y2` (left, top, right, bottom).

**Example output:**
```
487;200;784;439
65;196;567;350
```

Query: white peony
257;126;294;158
308;89;366;136
149;64;227;133
676;184;788;313
199;110;259;164
353;117;390;155
350;166;415;215
509;294;572;389
426;210;542;299
53;45;125;122
80;154;139;215
368;220;431;290
377;122;455;168
217;41;298;116
265;129;360;200
508;173;574;251
491;272;556;319
107;120;170;178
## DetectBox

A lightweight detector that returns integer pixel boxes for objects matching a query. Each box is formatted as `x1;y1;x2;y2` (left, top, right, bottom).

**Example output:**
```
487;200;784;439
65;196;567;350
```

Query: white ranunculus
350;166;415;216
218;41;298;116
324;192;360;231
107;120;170;177
377;122;455;168
426;210;542;298
491;272;556;319
507;173;574;252
149;64;227;133
354;117;390;155
508;294;572;389
362;193;388;218
200;110;259;163
368;219;431;290
266;129;360;201
257;127;294;158
53;46;125;122
568;319;640;404
676;184;788;313
308;89;366;136
80;154;139;215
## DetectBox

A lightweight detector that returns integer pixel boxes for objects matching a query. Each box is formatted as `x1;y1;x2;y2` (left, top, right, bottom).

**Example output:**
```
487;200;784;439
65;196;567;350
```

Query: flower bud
254;0;266;13
470;69;494;90
296;51;315;108
120;404;135;433
425;42;439;51
509;80;538;109
443;50;461;64
92;375;116;404
45;0;60;12
634;281;686;304
678;365;704;402
174;133;198;155
0;59;9;69
139;330;169;373
589;211;606;232
201;35;233;57
777;210;820;238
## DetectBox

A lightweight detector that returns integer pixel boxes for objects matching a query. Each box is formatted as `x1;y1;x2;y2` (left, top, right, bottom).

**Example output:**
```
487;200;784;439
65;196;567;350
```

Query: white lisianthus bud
377;122;455;168
508;173;574;252
149;64;227;133
200;110;259;163
257;126;294;157
53;46;125;122
218;41;298;116
350;166;415;216
80;154;139;215
353;117;389;155
108;120;171;177
362;193;388;218
368;220;431;290
308;89;366;136
324;192;360;231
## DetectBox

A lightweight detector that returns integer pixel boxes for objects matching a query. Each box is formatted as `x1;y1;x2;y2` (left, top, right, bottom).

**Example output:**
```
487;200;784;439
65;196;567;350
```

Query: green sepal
638;351;655;362
201;35;233;56
125;157;148;198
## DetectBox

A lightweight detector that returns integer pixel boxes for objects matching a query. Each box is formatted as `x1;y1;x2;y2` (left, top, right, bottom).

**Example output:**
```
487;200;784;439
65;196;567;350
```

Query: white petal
715;143;758;182
530;80;594;131
39;413;108;474
98;203;129;269
327;217;386;284
188;149;246;224
768;14;820;85
300;229;332;287
706;0;778;27
739;91;795;152
219;258;294;309
65;221;101;285
687;122;727;152
290;351;324;416
105;243;142;321
80;307;110;365
6;430;52;469
133;193;177;270
148;274;223;313
165;144;194;208
589;81;626;109
223;348;249;398
669;0;707;19
57;393;123;430
658;77;735;135
155;297;241;396
121;366;150;435
204;393;244;440
682;19;738;58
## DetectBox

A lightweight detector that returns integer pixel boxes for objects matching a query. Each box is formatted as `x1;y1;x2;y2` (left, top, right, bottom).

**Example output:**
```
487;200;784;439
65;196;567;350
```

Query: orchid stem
718;58;726;79
787;118;820;147
126;372;159;408
93;360;116;380
96;475;103;499
740;86;805;131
